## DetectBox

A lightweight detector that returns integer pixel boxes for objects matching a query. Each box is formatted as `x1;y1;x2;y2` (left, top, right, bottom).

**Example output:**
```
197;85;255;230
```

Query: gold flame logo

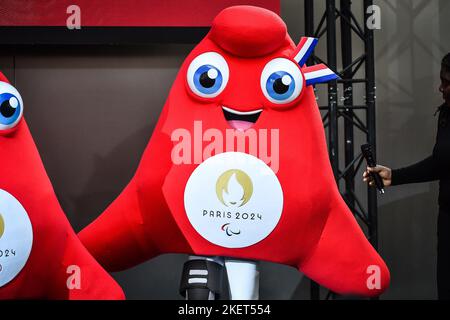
0;213;4;239
216;169;253;208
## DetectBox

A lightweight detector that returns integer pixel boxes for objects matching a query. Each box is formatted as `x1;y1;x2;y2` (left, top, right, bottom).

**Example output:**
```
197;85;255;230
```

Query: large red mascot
79;6;390;298
0;72;124;299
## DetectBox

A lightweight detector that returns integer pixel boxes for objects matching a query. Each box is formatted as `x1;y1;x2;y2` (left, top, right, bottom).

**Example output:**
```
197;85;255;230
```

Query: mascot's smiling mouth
222;106;263;131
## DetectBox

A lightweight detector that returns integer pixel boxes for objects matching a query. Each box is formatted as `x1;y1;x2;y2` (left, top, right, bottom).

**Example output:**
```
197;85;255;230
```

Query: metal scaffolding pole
326;0;339;178
364;0;378;248
341;0;356;213
304;0;320;301
305;0;315;37
303;0;378;300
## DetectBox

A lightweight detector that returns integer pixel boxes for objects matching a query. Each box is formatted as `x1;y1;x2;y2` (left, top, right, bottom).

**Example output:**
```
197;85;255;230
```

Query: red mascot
79;6;390;299
0;72;124;300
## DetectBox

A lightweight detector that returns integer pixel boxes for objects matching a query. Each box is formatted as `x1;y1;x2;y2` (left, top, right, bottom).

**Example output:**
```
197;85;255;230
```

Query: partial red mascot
0;72;124;300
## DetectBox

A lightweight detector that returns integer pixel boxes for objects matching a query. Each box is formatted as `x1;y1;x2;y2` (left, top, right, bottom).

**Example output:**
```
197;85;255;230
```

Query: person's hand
363;165;392;187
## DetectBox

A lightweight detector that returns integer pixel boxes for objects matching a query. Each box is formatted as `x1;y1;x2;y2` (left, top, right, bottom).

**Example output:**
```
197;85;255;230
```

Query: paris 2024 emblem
184;152;283;249
0;189;33;287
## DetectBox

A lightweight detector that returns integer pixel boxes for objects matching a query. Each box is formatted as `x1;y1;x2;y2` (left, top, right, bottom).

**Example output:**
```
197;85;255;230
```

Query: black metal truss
304;0;378;300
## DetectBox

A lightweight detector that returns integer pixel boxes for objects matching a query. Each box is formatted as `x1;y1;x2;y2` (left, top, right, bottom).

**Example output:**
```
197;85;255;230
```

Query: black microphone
361;144;385;194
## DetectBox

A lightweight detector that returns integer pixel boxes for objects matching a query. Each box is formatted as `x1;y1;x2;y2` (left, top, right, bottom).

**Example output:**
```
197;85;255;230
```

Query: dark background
0;0;449;299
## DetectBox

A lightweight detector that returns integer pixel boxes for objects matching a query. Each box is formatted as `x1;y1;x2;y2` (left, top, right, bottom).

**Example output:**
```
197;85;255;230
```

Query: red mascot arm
79;106;192;271
58;230;126;300
78;180;158;272
299;194;390;297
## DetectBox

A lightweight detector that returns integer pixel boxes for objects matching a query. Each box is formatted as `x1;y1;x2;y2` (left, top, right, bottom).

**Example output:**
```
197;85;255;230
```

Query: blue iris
266;71;296;101
193;65;223;95
0;93;21;126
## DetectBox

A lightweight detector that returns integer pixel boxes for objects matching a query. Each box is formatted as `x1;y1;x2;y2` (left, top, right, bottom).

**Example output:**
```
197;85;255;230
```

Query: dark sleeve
391;155;440;186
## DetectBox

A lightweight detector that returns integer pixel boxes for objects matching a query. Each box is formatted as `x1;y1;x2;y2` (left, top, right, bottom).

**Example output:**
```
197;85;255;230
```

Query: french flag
293;37;319;67
303;64;340;86
292;37;340;86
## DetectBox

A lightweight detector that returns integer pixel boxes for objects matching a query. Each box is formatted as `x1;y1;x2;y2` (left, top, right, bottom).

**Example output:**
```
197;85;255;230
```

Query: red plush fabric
79;6;390;297
0;73;124;300
209;5;290;57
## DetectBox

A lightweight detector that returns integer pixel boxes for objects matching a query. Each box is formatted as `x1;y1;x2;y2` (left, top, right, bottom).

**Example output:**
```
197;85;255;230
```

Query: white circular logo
184;152;283;248
0;189;33;287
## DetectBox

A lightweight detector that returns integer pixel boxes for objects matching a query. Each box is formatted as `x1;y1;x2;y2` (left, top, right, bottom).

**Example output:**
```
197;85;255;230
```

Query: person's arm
363;154;439;188
391;154;440;186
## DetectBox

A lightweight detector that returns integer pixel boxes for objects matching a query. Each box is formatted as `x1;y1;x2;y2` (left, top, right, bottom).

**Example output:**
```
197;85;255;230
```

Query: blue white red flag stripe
293;37;319;67
303;64;340;86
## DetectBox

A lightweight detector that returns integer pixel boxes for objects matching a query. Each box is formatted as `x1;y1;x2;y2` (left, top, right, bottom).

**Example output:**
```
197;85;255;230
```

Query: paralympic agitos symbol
221;223;241;237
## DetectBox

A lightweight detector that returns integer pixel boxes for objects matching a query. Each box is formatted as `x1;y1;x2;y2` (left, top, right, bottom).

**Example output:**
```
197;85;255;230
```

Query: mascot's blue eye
260;58;304;105
0;93;21;126
266;71;296;101
187;52;229;98
194;65;223;95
